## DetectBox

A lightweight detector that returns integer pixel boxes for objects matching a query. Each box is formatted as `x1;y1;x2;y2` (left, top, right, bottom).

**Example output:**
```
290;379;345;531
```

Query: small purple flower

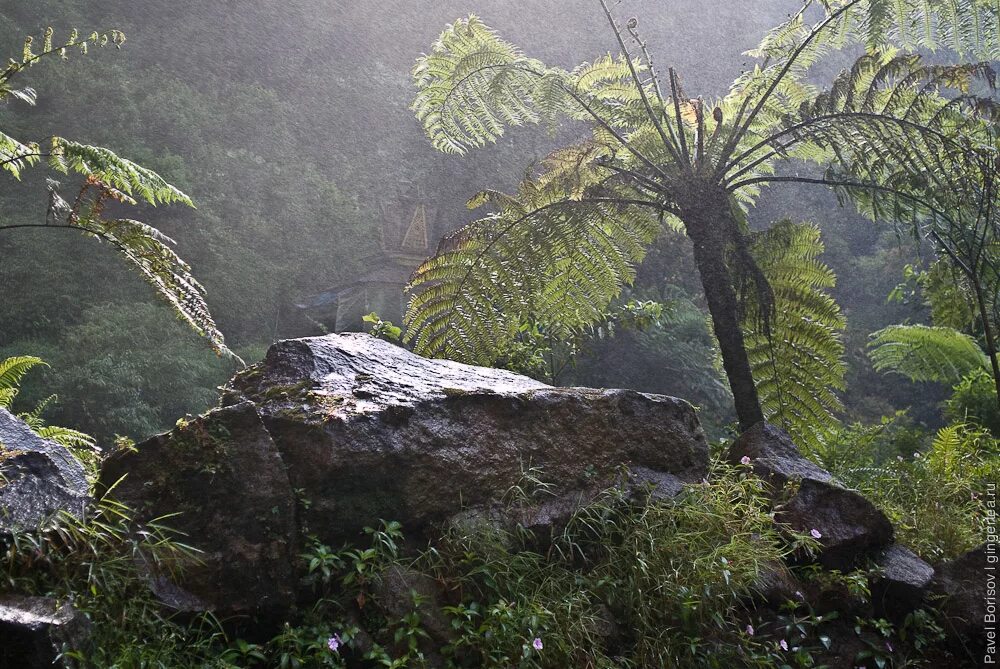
886;640;894;653
532;637;544;651
810;528;823;539
327;634;342;652
745;624;755;636
740;455;752;466
779;639;789;651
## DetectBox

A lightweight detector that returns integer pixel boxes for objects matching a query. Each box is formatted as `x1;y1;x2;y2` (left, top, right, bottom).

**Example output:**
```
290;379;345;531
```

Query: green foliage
492;298;678;385
404;167;663;366
1;492;231;668
945;368;1000;432
1;302;234;445
831;421;996;561
0;27;233;358
262;465;819;668
869;324;990;384
410;16;578;155
406;0;1000;430
0;355;45;408
363;312;403;343
745;222;847;451
0;355;96;458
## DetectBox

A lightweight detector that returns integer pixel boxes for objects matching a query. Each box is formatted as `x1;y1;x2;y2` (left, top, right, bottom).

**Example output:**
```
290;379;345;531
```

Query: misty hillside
0;0;931;441
0;4;995;666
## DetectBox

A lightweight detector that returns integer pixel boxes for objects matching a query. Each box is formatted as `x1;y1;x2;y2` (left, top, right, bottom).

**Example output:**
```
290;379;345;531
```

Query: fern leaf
0;356;47;400
744;222;847;451
869;324;990;382
405;148;663;363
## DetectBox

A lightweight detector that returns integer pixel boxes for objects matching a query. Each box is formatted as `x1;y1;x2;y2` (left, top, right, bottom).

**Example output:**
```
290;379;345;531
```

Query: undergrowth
0;457;975;667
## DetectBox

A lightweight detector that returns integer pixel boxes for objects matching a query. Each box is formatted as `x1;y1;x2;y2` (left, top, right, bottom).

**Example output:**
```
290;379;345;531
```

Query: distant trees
405;0;1000;440
0;28;232;357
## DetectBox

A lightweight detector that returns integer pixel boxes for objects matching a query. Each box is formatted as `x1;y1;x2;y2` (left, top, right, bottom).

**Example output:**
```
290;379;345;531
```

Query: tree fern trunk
681;193;765;432
971;276;1000;410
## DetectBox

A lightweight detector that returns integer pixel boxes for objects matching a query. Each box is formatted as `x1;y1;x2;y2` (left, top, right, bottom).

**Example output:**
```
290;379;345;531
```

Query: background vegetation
0;0;936;445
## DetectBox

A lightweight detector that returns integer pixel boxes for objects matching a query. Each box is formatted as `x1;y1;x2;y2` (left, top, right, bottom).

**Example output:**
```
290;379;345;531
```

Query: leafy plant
869;324;989;385
0;355;96;462
405;0;1000;440
0;28;234;358
1;491;228;668
363;312;404;343
745;221;846;451
832;423;996;561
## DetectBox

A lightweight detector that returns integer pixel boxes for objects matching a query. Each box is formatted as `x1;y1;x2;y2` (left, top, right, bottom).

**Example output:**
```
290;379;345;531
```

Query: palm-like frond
411;15;576;154
47;139;192;207
0;28;229;359
0;356;47;404
727;49;997;209
404;153;665;364
744;222;846;451
869;324;990;383
40;180;230;358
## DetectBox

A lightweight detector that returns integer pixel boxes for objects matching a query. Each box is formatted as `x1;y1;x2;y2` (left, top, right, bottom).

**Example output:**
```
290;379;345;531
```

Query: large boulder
930;545;991;658
728;423;893;570
870;544;934;618
97;334;709;623
225;334;708;543
0;408;88;535
221;333;710;545
99;402;297;623
0;595;91;668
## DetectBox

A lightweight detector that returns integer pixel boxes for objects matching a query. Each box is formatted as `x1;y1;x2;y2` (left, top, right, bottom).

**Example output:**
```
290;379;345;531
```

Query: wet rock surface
0;408;88;535
871;544;934;617
0;595;91;668
222;333;710;545
729;423;893;570
931;545;990;658
100;402;297;622
99;333;710;622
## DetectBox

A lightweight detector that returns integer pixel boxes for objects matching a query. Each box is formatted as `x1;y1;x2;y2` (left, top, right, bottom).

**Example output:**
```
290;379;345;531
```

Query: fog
0;0;936;442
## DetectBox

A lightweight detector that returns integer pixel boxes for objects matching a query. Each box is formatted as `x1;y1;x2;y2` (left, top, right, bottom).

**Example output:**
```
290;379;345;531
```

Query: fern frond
405;149;664;363
76;215;230;358
0;357;98;451
744;222;847;451
0;356;47;404
32;424;98;451
869;324;990;383
49;139;193;207
411;15;576;154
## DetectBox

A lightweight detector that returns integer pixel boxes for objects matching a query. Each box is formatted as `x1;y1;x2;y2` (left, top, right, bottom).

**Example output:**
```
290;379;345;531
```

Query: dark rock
728;423;833;488
931;545;991;659
374;565;454;647
0;596;91;668
729;423;893;570
99;402;296;623
752;560;805;607
0;408;89;535
871;544;934;618
777;478;894;570
224;333;709;545
626;466;687;501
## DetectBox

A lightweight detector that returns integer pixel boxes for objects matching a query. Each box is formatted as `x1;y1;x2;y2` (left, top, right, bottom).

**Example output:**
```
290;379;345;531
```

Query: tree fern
744;222;847;451
0;28;233;359
869;324;990;383
409;1;1000;432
